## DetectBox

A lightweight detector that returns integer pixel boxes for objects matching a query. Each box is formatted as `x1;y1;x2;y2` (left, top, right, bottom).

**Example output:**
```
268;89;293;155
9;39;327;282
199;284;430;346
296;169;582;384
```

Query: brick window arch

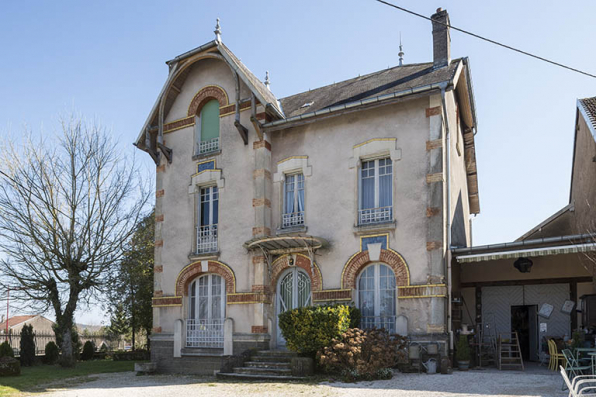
176;260;236;296
270;254;322;291
341;249;410;290
187;85;228;117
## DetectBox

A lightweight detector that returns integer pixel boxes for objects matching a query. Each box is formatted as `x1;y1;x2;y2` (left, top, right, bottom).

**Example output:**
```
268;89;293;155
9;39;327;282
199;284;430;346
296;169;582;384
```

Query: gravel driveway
32;368;567;397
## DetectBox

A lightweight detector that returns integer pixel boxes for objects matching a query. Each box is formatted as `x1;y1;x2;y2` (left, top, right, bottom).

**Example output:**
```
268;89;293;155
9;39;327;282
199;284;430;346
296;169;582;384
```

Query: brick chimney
431;8;451;69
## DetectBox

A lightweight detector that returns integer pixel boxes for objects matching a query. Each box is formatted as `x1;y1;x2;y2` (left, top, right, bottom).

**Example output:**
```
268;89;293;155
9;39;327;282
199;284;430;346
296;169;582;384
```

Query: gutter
452;233;596;255
263;82;450;130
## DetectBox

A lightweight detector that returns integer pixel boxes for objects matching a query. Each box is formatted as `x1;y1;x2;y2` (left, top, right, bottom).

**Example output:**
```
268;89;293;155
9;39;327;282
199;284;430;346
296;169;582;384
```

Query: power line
374;0;596;79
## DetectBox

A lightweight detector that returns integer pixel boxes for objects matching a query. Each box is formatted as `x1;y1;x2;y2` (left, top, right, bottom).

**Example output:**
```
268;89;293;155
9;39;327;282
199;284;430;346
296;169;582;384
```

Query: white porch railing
361;316;396;334
282;211;304;228
196;224;218;254
186;318;224;348
358;206;392;225
198;137;219;155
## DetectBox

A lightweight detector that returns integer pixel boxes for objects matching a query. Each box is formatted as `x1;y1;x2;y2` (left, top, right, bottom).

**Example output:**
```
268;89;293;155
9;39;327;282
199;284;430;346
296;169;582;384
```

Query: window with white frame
282;173;305;228
359;158;392;224
187;274;225;348
195;99;220;155
357;263;396;333
196;186;218;253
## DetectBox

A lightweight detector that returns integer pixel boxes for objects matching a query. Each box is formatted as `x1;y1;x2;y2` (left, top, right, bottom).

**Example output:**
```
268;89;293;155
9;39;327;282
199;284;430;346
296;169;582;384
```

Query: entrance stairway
216;350;306;381
497;332;524;371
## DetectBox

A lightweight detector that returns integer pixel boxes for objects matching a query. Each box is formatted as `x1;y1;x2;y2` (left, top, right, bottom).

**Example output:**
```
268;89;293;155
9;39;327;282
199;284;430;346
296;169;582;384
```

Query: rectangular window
359;158;392;225
196;186;218;253
282;173;305;228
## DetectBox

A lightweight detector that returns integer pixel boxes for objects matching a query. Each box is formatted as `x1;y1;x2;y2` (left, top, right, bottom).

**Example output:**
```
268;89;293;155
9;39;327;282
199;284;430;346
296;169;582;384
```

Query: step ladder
476;320;497;367
497;332;524;371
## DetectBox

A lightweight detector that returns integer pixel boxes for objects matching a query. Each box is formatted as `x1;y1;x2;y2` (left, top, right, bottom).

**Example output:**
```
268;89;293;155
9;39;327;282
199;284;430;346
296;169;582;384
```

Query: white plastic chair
560;366;596;396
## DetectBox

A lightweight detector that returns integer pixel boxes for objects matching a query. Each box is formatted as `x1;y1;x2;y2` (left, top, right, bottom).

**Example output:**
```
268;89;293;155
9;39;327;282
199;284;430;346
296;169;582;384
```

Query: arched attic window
195;99;220;155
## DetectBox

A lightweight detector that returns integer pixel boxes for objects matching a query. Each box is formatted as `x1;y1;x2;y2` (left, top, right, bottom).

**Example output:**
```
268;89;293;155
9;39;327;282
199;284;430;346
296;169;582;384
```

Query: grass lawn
0;360;138;396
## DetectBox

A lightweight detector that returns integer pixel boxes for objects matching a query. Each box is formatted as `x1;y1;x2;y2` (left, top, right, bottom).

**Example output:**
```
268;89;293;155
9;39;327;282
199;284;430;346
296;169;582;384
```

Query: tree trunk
60;324;76;367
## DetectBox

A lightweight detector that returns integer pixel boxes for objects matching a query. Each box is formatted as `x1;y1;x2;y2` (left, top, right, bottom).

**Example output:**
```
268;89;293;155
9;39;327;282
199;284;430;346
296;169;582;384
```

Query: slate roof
579;96;596;133
279;60;462;118
0;315;35;329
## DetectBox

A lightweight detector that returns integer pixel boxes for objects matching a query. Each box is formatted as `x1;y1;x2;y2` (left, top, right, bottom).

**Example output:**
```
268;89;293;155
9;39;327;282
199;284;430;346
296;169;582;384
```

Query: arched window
187;274;225;348
357;263;396;333
195;99;220;155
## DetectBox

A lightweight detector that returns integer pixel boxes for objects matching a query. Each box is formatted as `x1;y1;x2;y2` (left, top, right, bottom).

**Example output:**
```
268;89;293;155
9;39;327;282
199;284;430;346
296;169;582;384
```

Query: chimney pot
431;8;451;69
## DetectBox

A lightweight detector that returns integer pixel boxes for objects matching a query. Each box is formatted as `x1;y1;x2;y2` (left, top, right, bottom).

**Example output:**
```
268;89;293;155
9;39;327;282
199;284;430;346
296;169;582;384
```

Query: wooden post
571;281;578;331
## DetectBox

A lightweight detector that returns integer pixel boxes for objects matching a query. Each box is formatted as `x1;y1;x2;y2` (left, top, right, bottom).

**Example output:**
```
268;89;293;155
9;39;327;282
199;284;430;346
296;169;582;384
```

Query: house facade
136;9;480;374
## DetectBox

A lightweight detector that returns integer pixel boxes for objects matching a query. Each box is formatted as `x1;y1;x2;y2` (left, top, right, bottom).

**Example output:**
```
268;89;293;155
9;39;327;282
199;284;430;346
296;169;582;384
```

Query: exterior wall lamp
514;257;533;273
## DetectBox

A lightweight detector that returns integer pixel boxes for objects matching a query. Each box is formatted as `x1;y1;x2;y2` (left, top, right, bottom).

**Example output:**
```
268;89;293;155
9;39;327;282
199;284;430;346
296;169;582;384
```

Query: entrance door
276;267;311;346
511;305;538;361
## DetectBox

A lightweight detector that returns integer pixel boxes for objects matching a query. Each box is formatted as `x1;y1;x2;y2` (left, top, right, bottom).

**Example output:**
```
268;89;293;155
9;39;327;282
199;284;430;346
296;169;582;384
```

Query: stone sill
192;150;222;161
188;252;220;261
353;220;396;234
276;225;308;235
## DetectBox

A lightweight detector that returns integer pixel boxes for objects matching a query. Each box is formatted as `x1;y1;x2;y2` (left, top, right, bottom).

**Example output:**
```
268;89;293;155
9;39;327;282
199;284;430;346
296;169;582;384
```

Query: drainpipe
439;82;454;352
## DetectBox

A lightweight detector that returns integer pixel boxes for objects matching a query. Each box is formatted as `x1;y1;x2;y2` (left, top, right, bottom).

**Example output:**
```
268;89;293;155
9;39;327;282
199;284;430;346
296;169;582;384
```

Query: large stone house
136;9;479;373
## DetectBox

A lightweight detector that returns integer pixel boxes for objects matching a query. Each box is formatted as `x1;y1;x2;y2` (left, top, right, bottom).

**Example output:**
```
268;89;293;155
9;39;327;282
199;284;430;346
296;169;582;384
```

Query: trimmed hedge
81;341;95;361
19;324;36;366
278;305;350;355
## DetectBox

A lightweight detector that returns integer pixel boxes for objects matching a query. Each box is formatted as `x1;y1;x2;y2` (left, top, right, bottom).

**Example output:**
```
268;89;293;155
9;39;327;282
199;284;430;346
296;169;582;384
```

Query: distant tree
0;116;151;366
108;212;154;350
107;303;130;349
19;324;36;366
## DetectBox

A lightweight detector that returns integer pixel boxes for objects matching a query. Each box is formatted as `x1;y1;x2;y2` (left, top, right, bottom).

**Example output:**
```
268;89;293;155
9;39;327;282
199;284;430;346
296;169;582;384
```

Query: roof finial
264;71;271;90
398;33;404;66
214;18;221;43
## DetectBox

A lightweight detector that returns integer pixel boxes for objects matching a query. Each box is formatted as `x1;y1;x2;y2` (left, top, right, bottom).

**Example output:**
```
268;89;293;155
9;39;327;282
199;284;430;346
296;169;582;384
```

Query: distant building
0;315;55;335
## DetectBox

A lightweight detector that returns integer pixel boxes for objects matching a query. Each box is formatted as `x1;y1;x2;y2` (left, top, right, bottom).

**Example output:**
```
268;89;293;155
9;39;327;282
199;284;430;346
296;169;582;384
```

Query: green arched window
196;99;220;154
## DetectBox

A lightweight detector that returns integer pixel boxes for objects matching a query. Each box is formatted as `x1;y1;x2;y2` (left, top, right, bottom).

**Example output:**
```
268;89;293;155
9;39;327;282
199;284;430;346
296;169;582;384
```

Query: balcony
358;206;392;225
282;211;305;229
197;137;219;155
186;318;224;348
361;316;396;334
196;224;218;254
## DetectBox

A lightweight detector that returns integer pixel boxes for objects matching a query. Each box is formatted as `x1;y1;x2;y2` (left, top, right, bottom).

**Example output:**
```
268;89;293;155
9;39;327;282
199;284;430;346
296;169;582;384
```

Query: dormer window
195;99;220;155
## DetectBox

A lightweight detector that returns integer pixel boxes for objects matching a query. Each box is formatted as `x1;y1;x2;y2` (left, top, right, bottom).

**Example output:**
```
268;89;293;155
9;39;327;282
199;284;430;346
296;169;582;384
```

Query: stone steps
217;350;305;381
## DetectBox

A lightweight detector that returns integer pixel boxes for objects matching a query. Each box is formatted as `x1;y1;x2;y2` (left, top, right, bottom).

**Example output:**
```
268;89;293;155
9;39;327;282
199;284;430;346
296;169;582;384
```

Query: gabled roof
135;40;283;148
279;60;462;118
516;203;574;241
578;96;596;140
0;315;35;329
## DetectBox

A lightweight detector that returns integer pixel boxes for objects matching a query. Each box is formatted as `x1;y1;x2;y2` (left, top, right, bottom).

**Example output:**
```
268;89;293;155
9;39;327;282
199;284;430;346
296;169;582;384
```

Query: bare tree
0;116;151;366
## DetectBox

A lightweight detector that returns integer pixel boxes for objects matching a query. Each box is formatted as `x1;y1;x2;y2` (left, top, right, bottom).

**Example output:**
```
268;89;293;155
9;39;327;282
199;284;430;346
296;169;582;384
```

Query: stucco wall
570;112;596;235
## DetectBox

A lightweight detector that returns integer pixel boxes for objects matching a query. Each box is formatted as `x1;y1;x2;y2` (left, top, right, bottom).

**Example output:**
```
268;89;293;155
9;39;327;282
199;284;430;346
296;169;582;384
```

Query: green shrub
455;335;471;362
19;324;36;366
0;341;14;358
318;328;403;381
346;305;361;329
278;305;350;355
81;341;95;361
0;356;21;376
44;341;59;364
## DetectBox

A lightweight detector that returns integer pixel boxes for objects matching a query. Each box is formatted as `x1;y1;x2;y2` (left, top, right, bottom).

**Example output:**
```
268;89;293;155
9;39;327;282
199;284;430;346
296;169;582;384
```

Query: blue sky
1;1;595;324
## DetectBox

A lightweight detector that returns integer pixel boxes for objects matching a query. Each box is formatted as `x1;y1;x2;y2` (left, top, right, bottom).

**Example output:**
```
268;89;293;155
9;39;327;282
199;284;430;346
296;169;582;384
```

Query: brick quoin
187;86;228;116
270;255;322;291
251;326;268;334
156;189;165;198
342;249;409;289
253;140;271;151
176;261;235;296
154;265;163;273
156;165;166;173
152;327;162;333
155;214;164;222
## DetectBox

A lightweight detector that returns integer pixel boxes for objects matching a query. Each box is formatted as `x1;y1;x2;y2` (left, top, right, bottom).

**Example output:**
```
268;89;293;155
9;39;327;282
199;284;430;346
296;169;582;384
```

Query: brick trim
251;326;268;333
187;85;228;116
252;227;271;236
426;106;441;117
164;116;194;132
426;139;442;151
155;214;164;222
175;260;236;296
152;297;182;307
270;254;322;291
426;173;444;183
426;207;441;217
152;327;162;333
155;240;163;247
312;289;352;302
426;241;442;251
252;256;266;265
156;165;166;173
227;292;271;304
251;284;271;293
154;265;163;273
252;198;271;208
253;140;271;151
341;249;410;290
156;189;165;198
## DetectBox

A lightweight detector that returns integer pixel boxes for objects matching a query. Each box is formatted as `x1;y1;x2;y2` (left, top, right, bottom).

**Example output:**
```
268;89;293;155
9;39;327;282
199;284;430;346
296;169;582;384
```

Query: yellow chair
549;339;566;371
